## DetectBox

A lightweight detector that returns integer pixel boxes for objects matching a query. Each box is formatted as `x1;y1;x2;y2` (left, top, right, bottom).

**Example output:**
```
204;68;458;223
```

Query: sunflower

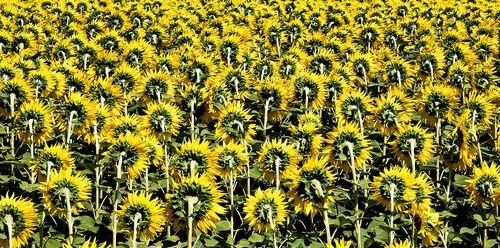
143;135;164;168
140;102;181;141
0;78;33;117
86;79;123;115
243;188;288;232
372;166;415;212
165;175;226;234
284;156;335;216
257;139;300;184
411;208;441;246
385;240;413;248
418;83;458;124
171;138;219;179
391;124;435;167
277;54;303;79
307;49;336;76
349;52;377;84
28;66;56;98
472;60;497;92
462;92;495;130
325;122;371;171
0;194;38;248
16;100;53;144
381;56;416;89
186;56;214;85
410;172;434;211
335;89;372;126
31;144;74;180
216;68;251;100
255;77;291;122
289;123;323;156
369;91;412;136
213;141;249;179
108;114;141;139
39;167;91;218
292;72;327;109
215;101;256;143
111;64;142;100
466;162;500;204
83;104;111;144
107;133;148;180
446;61;470;89
297;112;322;129
328;238;352;248
218;35;244;65
58;92;96;139
141;71;177;103
117;191;166;241
62;239;109;248
123;40;156;68
417;47;446;81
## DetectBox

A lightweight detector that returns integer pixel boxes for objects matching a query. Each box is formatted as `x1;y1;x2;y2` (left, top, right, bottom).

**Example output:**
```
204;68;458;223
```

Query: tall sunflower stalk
187;196;199;248
112;152;125;248
311;179;332;244
63;188;74;243
9;93;16;174
4;214;13;248
66;110;78;148
132;213;142;248
347;142;363;248
93;121;102;218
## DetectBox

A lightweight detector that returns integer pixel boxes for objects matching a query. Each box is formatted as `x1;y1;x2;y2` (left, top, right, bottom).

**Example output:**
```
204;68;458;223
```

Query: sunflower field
0;0;499;247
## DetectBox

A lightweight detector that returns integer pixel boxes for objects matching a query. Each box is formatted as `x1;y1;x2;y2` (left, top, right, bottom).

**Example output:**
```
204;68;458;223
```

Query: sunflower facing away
257;139;300;184
391;124;435;167
244;188;288;232
107;133;148;180
31;144;75;181
16;100;53;144
140;102;182;141
0;194;38;248
213;141;249;179
171;138;219;179
466;162;500;204
372;166;416;212
325;122;371;171
215;101;256;143
165;175;226;234
117;191;166;241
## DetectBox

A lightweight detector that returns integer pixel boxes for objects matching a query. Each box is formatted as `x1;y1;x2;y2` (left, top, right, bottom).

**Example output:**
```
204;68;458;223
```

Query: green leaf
459;227;475;235
79;216;98;233
205;238;219;247
215;220;231;232
248;233;265;243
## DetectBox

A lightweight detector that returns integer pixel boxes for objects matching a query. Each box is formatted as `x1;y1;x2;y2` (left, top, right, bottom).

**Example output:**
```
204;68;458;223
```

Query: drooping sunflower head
278;54;302;79
172;138;218;179
28;66;56;98
284;156;335;216
86;78;122;115
123;40;156;68
31;144;74;179
39;167;91;218
298;112;322;129
372;166;415;212
462;92;495;130
117;191;166;241
111;63;141;98
83;104;111;144
369;92;411;136
255;77;291;121
308;49;336;76
417;47;446;80
382;56;415;89
290;123;323;156
419;83;459;124
0;78;33;117
108;114;141;139
0;194;38;248
349;52;377;83
411;209;441;247
335;89;372;125
292;72;327;110
16;100;53;144
215;101;256;143
473;35;497;62
58;92;96;137
466;162;500;204
411;173;434;211
446;61;470;88
218;35;244;65
186;56;214;86
213;141;249;179
325;122;371;171
140;102;182;141
141;71;177;103
391;124;435;166
355;23;382;51
243;188;288;233
165;175;226;234
258;139;300;183
142;135;164;167
217;68;251;100
472;60;496;92
107;133;148;180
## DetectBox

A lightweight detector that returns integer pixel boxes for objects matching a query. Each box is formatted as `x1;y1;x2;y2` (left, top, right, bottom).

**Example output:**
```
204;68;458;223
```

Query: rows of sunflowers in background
0;0;498;247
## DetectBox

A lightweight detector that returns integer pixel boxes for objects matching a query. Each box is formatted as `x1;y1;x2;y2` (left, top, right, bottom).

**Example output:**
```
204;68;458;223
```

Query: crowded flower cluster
0;0;498;247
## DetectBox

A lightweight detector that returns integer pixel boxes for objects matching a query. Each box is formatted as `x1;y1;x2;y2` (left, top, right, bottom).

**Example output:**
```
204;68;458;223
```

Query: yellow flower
215;101;256;143
255;77;291;122
369;91;412;136
172;138;219;179
335;89;372;126
257;139;300;184
284;156;335;216
391;124;435;166
290;123;323;156
117;191;166;241
63;239;109;248
331;238;352;248
165;175;226;234
418;83;458;124
83;104;111;144
413;209;441;246
31;144;74;181
0;78;33;117
0;194;38;248
140;102;182;141
292;72;327;109
141;71;177;103
372;166;416;212
39;167;91;218
108;114;141;139
213;141;249;179
107;133;148;180
463;91;496;130
385;240;413;248
143;135;164;167
243;188;288;232
325;122;371;171
58;92;96;138
466;162;500;204
86;78;123;115
16;100;53;144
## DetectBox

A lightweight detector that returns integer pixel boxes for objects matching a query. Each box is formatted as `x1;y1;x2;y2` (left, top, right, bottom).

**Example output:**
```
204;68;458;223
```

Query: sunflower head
372;166;416;212
31;144;74;181
213;141;249;179
58;92;96;137
466;162;500;204
141;71;177;103
0;194;38;248
39;167;91;218
215;101;256;143
117;191;166;241
165;175;226;234
255;77;291;121
290;123;323;156
391;124;435;166
385;240;413;248
369;92;411;136
419;83;458;124
0;78;33;117
284;156;335;216
107;133;148;180
335;89;372;125
108;114;141;139
292;72;327;109
243;188;288;232
325;122;371;171
172;138;218;179
258;139;300;183
140;102;181;141
16;100;53;144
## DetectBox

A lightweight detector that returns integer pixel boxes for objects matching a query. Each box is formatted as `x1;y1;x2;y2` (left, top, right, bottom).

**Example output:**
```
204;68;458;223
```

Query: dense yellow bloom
0;194;38;248
372;166;416;212
243;188;288;232
466;162;500;204
117;191;166;241
39;168;92;218
172;138;219;179
325;122;371;171
16;100;53;144
140;102;182;141
215;101;256;143
212;141;249;179
257;139;300;183
107;133;148;179
391;124;435;166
